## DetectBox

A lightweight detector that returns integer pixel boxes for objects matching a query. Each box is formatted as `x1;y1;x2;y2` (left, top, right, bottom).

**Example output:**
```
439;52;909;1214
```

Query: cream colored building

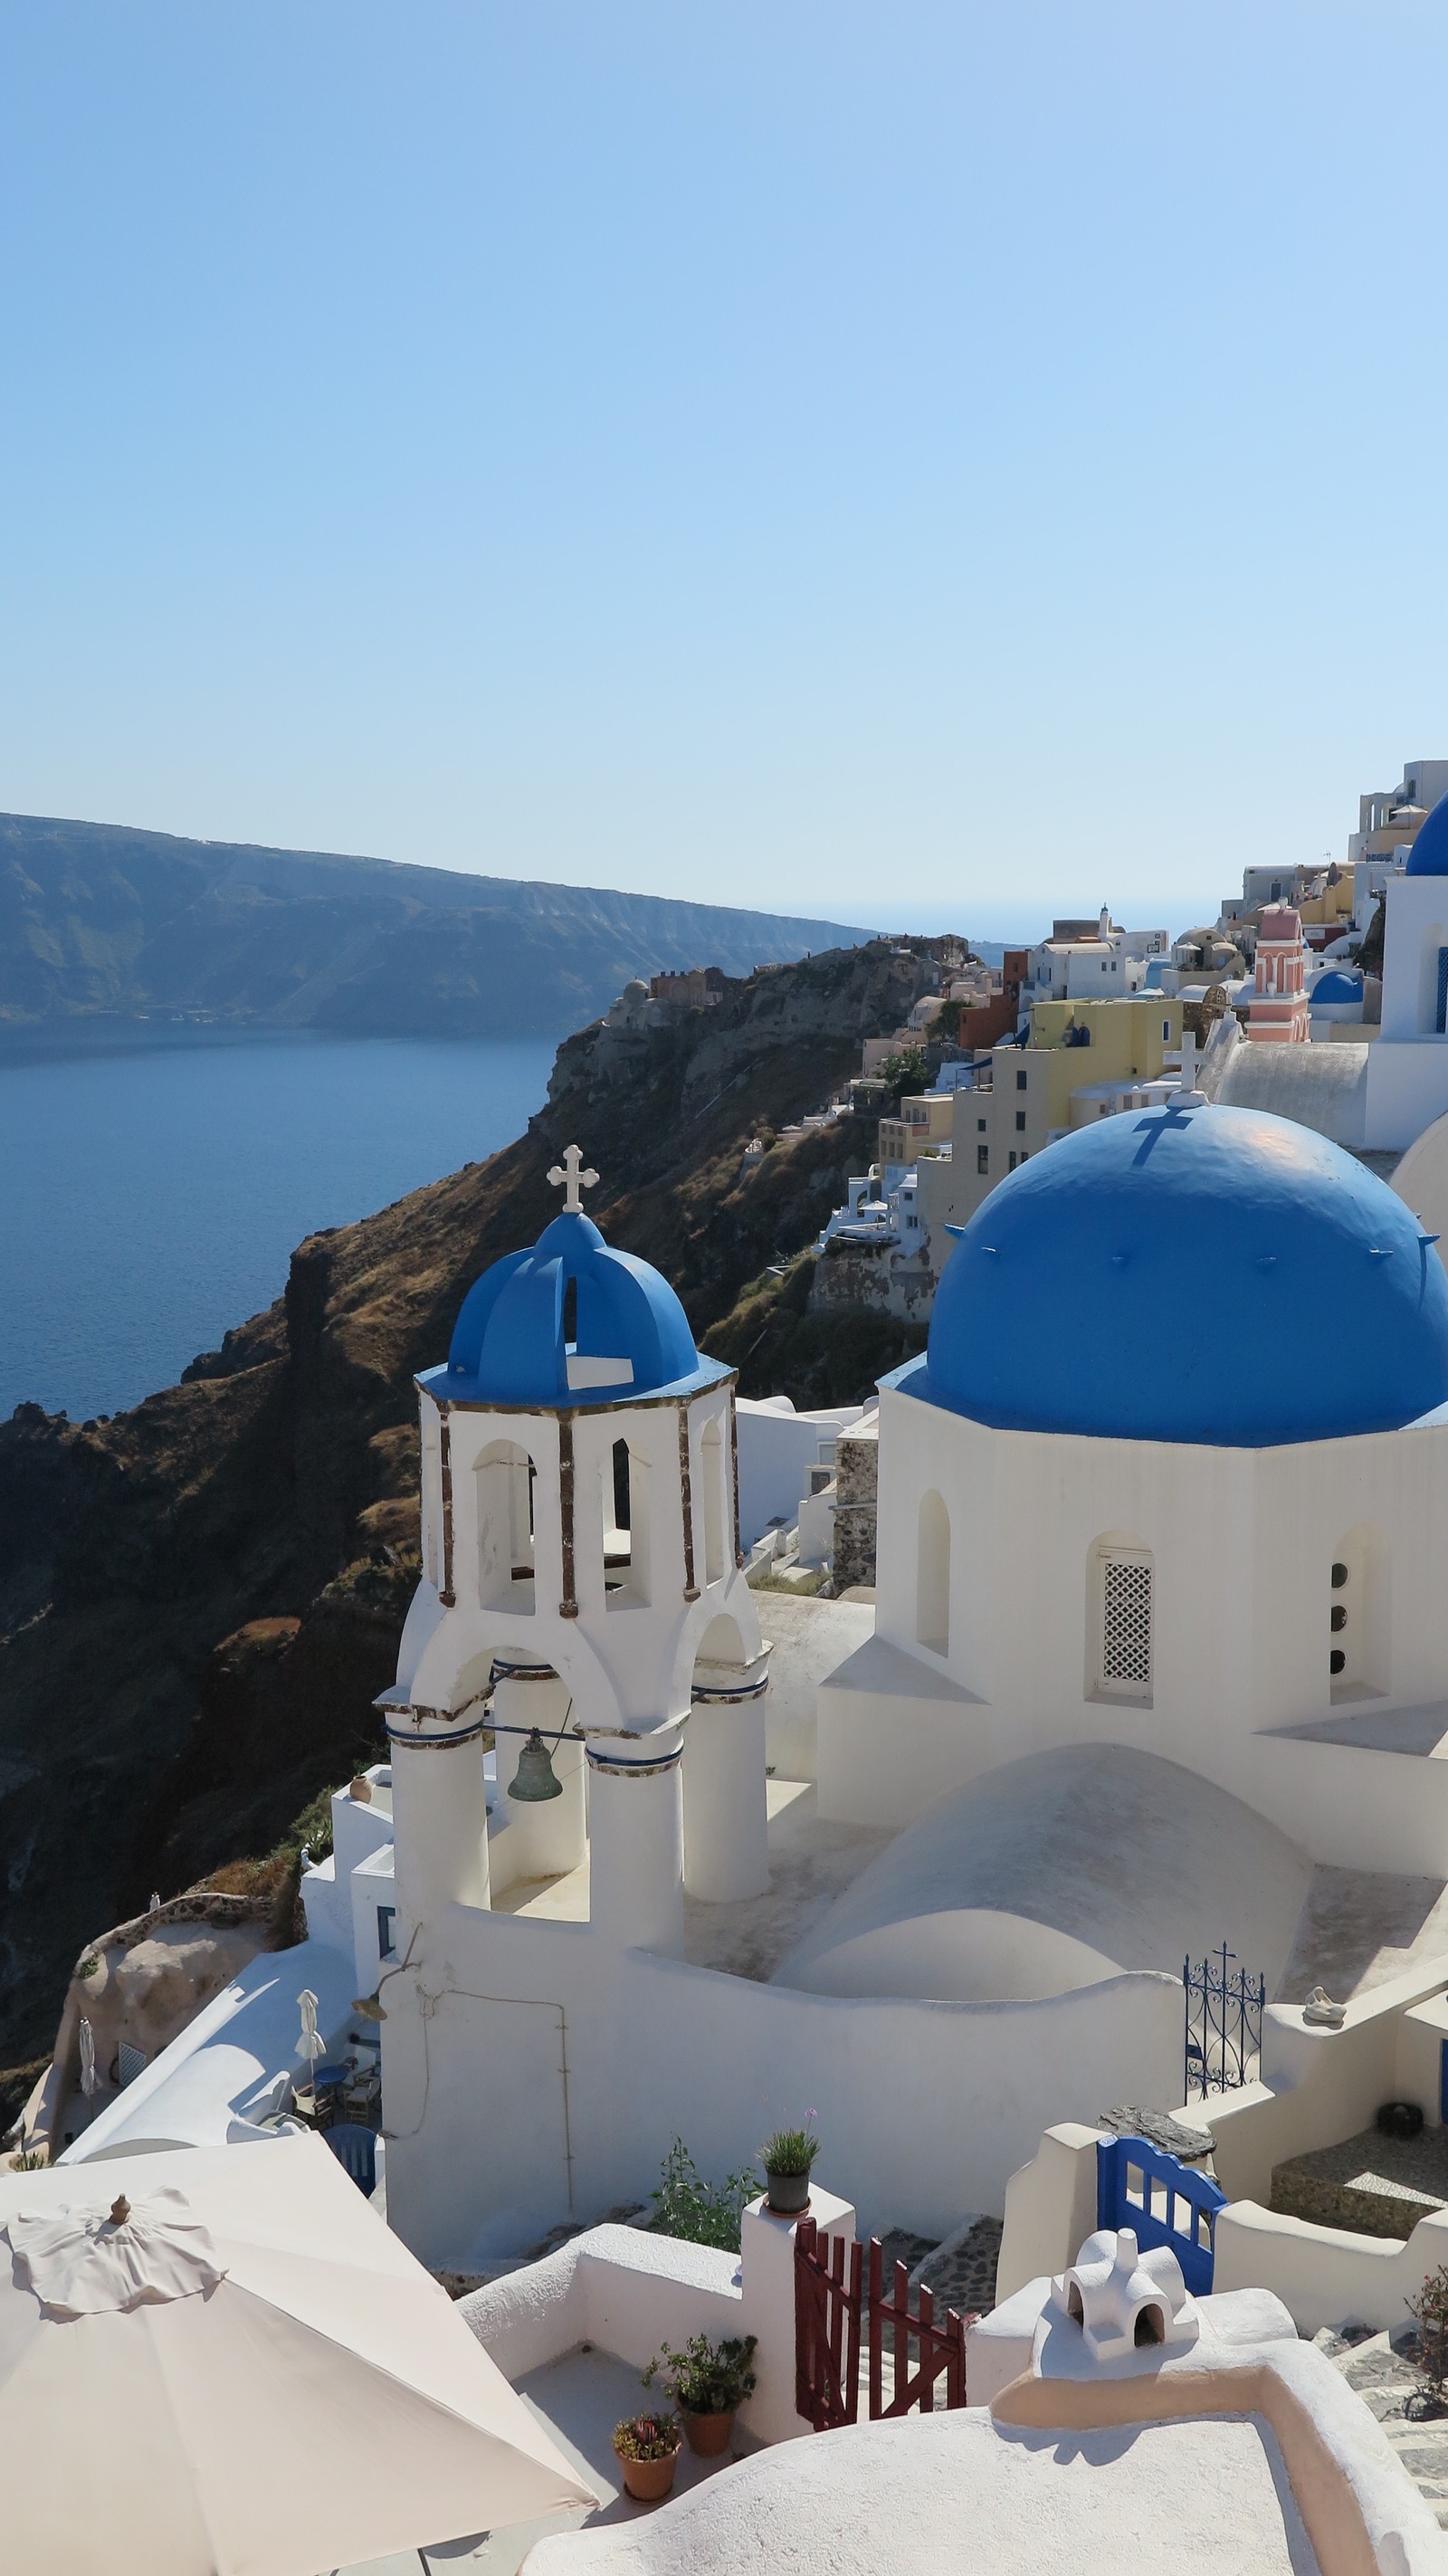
878;1090;955;1173
915;996;1184;1265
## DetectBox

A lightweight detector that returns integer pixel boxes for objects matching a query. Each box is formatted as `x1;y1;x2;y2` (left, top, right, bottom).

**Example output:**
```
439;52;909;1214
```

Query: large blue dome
919;1101;1448;1446
1407;795;1448;875
443;1207;702;1407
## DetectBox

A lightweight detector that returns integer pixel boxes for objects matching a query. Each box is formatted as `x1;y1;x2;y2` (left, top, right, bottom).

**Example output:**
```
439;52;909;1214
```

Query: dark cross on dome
548;1143;599;1213
1130;1097;1198;1165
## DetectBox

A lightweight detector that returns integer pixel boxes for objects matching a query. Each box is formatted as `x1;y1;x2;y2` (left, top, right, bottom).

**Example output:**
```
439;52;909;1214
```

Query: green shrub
761;2119;819;2177
649;2138;757;2254
1409;2263;1448;2403
644;2333;758;2416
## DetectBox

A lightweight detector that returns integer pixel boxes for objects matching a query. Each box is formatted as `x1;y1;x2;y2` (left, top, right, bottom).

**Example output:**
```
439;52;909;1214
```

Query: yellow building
878;1091;956;1169
915;996;1184;1263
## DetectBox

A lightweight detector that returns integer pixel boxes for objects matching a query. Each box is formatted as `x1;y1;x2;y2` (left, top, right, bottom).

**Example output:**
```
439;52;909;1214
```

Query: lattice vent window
1101;1553;1153;1697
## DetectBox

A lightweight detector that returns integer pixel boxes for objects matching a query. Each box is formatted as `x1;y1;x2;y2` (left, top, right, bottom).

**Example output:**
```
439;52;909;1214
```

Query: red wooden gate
795;2218;970;2431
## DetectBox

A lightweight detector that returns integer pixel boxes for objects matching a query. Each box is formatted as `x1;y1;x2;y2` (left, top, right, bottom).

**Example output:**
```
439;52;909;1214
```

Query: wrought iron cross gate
1184;1944;1265;2101
795;2218;969;2431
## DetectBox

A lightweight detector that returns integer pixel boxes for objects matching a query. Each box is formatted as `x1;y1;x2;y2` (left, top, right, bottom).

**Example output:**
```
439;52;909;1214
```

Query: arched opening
476;1440;537;1612
1418;924;1448;1034
1329;1526;1389;1703
701;1418;726;1585
562;1274;578;1346
1134;2305;1165;2348
605;1435;652;1609
916;1491;950;1656
1067;2282;1084;2325
1089;1536;1154;1704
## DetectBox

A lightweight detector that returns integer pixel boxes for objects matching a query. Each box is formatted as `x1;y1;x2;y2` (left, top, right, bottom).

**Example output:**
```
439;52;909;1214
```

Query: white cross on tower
548;1143;600;1214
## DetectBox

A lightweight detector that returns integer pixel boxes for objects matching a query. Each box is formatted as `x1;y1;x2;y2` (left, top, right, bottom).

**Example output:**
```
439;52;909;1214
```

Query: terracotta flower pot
681;2407;735;2457
765;2166;812;2215
615;2446;681;2504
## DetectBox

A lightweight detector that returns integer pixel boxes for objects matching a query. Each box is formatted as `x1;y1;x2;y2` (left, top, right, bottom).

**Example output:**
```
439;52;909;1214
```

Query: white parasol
0;2135;594;2575
78;2017;97;2100
295;1986;325;2070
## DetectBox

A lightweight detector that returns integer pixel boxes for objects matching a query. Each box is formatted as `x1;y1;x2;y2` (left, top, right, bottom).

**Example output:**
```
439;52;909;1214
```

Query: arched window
1090;1539;1153;1703
916;1491;950;1656
1329;1528;1388;1703
605;1435;652;1609
701;1418;726;1586
476;1440;537;1613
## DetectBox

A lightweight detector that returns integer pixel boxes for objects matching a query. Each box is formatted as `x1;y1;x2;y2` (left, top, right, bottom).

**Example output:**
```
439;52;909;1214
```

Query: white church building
1368;792;1448;1145
303;1110;1448;2270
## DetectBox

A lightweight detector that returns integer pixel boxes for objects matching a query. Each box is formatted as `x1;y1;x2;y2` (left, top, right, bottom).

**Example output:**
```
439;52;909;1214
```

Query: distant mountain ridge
0;813;873;1037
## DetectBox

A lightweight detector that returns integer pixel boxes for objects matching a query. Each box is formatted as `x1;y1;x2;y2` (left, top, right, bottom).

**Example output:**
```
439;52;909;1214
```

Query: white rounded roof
774;1745;1311;2004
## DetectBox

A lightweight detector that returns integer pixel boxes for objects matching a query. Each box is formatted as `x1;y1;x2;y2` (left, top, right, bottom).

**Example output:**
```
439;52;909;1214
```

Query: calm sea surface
0;1028;557;1423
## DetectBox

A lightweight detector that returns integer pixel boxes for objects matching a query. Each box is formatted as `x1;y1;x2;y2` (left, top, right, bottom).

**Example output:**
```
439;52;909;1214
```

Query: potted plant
643;2332;758;2457
612;2411;683;2503
760;2116;819;2215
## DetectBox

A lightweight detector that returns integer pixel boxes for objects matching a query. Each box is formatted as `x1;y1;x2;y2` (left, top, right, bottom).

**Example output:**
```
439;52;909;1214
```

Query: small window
1007;1151;1017;1170
376;1904;396;1960
1092;1543;1153;1703
976;1117;986;1132
977;1145;989;1174
1015;1111;1026;1131
1163;1019;1171;1041
117;2041;148;2091
1015;1069;1027;1091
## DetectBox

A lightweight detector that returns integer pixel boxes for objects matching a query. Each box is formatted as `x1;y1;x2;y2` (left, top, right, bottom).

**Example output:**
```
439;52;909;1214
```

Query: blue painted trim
1096;2134;1225;2296
386;1713;490;1751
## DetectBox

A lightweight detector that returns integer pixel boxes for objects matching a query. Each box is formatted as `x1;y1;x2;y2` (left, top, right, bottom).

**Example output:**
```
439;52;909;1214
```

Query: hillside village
12;759;1448;2571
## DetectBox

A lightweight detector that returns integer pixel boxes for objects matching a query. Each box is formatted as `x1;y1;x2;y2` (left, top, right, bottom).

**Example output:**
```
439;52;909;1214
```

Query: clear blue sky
1;4;1444;942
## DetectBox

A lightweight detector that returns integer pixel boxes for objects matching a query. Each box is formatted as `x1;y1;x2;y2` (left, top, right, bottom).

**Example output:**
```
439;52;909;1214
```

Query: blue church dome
443;1202;703;1407
1310;969;1362;1003
916;1102;1448;1446
1407;795;1448;876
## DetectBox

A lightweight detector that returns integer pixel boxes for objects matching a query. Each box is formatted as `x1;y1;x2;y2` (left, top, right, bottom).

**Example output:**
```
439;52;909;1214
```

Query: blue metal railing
1096;2133;1225;2297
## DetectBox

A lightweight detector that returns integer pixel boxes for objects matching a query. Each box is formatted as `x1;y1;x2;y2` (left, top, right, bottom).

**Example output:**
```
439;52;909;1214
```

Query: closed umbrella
296;1986;325;2071
0;2134;595;2575
78;2018;96;2101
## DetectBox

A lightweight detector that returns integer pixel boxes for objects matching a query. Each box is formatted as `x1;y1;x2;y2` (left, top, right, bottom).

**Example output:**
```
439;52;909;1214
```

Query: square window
977;1145;988;1173
976;1117;986;1132
1015;1111;1026;1131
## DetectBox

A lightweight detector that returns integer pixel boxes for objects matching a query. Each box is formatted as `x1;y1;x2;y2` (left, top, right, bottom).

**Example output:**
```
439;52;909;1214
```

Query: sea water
0;1027;557;1422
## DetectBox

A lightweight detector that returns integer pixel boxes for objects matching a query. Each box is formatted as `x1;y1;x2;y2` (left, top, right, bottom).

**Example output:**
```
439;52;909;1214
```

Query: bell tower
380;1152;769;1965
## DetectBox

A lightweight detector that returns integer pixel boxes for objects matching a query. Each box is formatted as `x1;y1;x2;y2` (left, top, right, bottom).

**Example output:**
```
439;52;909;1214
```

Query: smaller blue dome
1310;970;1362;1004
444;1207;701;1407
1407;796;1448;876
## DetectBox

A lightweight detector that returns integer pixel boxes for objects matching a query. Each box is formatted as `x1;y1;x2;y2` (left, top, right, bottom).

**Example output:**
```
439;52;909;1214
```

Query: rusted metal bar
439;1409;455;1608
557;1417;578;1617
678;1405;699;1600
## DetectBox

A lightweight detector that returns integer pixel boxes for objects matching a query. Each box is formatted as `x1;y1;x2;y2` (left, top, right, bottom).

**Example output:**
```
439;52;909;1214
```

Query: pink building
1245;903;1310;1044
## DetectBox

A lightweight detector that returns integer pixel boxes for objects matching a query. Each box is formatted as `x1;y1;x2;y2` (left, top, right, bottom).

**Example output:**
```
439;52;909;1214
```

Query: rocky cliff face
0;940;938;2086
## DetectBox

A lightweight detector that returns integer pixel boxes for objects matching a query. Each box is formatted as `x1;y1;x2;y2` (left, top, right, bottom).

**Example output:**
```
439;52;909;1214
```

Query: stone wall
832;1417;879;1591
809;1238;937;1324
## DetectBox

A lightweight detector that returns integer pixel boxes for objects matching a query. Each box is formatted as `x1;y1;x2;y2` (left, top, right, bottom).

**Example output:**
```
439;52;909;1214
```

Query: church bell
509;1727;563;1802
